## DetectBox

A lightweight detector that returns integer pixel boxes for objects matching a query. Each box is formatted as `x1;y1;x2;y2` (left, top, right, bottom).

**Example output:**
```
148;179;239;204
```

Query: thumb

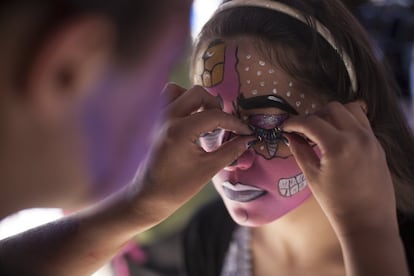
204;136;252;172
285;133;320;182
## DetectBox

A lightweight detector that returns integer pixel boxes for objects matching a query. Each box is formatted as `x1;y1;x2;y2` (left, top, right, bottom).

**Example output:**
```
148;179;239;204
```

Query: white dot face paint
259;61;266;66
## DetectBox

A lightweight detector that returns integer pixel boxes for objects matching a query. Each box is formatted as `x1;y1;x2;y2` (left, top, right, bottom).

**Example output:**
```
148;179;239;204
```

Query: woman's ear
24;16;115;119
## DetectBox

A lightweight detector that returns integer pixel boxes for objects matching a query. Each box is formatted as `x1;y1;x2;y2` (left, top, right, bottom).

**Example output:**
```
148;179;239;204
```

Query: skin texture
194;37;409;276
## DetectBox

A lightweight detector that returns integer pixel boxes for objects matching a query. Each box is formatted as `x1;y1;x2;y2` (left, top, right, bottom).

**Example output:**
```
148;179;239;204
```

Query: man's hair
0;1;189;88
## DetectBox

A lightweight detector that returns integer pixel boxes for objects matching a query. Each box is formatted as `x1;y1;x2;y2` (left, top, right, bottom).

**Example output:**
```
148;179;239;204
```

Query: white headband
214;0;358;93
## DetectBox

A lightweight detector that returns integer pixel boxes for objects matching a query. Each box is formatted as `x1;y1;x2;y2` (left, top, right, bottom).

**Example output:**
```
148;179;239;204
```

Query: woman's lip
222;181;267;202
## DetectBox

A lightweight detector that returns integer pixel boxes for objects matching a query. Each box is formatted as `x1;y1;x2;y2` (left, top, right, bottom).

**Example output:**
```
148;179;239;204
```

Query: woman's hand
282;101;409;276
128;83;253;222
282;101;396;235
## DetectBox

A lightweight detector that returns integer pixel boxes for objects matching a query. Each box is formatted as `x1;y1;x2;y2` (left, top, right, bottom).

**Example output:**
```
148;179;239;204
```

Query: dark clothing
182;198;414;276
399;211;414;275
182;199;236;276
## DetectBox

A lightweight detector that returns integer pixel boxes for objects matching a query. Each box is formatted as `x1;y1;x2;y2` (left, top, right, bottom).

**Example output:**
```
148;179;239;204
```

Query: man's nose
224;149;256;171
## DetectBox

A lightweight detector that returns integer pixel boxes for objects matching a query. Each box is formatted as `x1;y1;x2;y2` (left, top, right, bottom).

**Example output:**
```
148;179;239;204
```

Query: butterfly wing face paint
195;38;324;226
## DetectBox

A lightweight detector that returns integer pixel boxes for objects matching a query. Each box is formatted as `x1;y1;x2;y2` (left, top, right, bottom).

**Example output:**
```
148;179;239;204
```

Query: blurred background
0;0;413;275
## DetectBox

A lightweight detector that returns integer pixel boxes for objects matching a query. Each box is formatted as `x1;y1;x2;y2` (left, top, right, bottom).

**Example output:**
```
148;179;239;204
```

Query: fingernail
247;139;259;149
283;136;290;147
216;95;224;110
228;159;238;167
281;133;290;147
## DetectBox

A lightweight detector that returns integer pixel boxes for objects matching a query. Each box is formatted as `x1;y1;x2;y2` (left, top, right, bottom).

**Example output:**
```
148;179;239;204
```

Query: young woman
183;0;414;275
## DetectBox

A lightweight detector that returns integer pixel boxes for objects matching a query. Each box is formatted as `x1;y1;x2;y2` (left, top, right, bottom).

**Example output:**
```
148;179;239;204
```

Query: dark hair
193;0;414;213
0;1;190;87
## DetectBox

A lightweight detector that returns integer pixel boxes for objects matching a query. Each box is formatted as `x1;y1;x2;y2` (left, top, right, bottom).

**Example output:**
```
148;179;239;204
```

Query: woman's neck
251;196;344;275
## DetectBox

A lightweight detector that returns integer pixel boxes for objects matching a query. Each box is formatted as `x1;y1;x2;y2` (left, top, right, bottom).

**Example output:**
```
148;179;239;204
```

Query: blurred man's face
79;6;191;199
0;1;193;215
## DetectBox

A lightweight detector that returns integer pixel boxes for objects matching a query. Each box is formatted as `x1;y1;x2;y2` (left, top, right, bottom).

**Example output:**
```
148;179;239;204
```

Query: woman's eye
249;114;289;129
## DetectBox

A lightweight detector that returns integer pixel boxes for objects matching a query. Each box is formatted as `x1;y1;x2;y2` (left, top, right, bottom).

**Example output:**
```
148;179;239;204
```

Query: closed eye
249;114;289;129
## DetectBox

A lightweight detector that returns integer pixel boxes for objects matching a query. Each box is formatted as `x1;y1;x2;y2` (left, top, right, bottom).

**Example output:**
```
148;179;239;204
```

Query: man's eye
249;114;289;129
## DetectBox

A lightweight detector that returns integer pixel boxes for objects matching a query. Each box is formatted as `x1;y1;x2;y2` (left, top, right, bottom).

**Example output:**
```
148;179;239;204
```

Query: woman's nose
224;149;256;171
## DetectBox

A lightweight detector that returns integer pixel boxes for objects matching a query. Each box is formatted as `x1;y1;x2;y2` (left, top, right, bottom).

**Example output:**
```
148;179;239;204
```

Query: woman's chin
229;206;286;227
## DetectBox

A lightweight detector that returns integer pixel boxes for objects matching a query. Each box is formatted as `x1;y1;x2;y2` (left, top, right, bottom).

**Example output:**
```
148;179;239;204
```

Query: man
0;1;252;275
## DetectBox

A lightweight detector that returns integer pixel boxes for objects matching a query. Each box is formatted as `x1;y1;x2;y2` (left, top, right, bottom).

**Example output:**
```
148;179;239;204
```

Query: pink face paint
196;39;315;226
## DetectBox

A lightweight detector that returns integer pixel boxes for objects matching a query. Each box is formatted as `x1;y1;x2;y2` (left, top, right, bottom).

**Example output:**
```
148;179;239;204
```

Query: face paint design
201;40;226;87
195;39;323;226
237;94;294;159
249;113;288;159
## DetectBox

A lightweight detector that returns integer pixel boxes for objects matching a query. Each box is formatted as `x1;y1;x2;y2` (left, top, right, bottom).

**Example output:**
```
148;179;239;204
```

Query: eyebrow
237;94;299;115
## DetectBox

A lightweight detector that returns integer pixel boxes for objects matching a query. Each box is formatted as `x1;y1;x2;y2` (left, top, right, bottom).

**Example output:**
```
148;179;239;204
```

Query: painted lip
222;181;267;202
278;173;307;197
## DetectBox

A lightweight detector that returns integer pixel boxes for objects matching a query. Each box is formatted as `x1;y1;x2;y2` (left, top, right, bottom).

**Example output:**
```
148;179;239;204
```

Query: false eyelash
248;125;288;158
253;127;285;144
248;114;289;142
247;114;290;158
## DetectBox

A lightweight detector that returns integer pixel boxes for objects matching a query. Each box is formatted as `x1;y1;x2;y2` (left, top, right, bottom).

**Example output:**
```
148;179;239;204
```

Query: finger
344;101;371;129
282;114;337;154
166;85;222;118
203;136;252;172
173;109;252;141
284;133;320;181
313;101;361;131
162;82;187;105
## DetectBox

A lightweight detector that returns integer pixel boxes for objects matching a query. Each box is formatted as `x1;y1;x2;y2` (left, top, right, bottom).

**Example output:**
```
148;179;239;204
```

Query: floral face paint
195;38;323;226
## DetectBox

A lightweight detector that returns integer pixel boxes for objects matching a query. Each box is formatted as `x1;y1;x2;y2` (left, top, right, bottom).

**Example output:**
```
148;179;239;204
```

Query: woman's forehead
193;38;322;114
